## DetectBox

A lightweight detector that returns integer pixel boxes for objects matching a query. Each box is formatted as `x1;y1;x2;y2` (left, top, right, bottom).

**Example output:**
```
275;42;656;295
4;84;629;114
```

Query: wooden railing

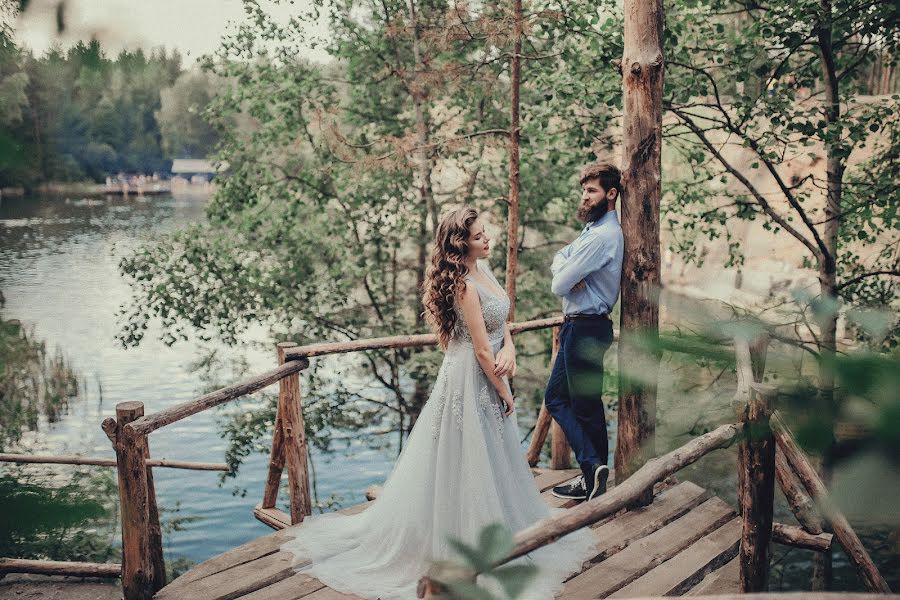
96;319;890;600
419;334;892;597
0;451;228;582
100;316;565;600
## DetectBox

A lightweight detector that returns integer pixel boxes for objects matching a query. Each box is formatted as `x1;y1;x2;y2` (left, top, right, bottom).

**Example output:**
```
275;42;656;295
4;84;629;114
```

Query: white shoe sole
587;465;610;501
550;475;587;500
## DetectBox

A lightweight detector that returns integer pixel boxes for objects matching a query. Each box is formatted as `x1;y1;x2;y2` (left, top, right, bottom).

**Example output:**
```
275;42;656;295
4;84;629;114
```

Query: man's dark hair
579;161;623;198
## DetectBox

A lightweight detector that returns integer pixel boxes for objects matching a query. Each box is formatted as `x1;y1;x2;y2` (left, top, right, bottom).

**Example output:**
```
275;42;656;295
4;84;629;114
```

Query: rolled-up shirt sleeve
550;235;611;297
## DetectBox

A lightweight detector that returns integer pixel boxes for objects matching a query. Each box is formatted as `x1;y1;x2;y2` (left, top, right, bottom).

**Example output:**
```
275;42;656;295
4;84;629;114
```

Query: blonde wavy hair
422;206;479;349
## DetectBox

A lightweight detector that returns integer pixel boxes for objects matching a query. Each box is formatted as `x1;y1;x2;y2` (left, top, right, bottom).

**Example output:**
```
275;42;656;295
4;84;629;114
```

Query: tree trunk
615;0;663;502
814;0;842;587
505;0;522;320
408;0;437;431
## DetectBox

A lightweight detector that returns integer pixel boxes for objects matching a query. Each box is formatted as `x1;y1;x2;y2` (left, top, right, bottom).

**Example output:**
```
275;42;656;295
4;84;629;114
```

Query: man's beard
577;200;609;223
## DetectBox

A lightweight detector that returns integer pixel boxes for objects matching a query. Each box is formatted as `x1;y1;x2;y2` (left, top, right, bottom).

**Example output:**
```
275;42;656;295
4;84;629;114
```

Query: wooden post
615;0;663;499
504;0;522;320
525;403;552;467
277;342;312;522
106;401;165;600
738;383;776;592
733;333;769;518
547;326;572;469
550;420;572;470
527;325;568;467
261;393;286;509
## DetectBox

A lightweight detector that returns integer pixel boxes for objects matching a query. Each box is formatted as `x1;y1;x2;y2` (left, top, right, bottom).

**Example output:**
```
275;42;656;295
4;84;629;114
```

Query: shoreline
1;180;214;198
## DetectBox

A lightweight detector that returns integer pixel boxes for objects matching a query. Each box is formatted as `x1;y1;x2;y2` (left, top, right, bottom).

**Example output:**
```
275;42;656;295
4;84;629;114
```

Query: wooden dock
156;470;742;600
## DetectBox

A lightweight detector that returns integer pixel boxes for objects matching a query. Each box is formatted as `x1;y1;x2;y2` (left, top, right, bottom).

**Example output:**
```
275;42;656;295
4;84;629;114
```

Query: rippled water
0;192;396;564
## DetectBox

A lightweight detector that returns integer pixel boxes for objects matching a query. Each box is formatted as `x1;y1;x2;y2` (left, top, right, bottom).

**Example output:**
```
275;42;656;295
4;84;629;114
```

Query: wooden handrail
126;358;309;436
499;422;740;567
284;316;564;359
0;558;121;578
771;412;891;593
0;452;229;471
126;317;563;437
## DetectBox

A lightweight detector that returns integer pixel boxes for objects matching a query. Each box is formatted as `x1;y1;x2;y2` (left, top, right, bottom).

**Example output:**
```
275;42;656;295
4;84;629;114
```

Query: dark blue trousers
543;319;613;471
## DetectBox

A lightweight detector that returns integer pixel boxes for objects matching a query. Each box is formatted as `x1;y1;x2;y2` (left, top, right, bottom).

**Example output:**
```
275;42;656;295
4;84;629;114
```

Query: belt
564;313;610;322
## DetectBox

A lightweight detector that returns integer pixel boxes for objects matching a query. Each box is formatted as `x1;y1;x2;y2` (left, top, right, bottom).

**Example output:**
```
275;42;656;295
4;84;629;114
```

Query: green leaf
478;524;514;565
445;579;497;600
449;538;492;573
492;564;539;599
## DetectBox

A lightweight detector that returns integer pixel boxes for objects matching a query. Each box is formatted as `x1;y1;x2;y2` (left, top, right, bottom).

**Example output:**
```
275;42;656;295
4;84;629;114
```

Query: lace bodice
453;262;510;344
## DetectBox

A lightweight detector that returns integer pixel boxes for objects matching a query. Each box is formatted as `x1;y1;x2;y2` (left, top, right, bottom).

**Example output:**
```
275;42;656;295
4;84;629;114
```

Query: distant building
170;159;227;181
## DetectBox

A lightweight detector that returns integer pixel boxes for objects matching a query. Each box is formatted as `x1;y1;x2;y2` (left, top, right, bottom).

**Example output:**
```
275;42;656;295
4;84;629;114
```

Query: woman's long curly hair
422;206;479;349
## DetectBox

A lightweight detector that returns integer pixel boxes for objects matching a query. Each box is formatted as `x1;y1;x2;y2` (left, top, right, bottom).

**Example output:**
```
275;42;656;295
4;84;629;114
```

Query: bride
280;206;596;599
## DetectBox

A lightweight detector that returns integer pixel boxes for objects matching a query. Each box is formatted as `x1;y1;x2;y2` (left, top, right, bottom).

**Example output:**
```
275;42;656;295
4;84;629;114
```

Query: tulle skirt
279;338;597;599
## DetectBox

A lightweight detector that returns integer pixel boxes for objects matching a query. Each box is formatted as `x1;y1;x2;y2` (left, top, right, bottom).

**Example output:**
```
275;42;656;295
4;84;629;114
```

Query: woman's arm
458;284;514;405
494;324;517;377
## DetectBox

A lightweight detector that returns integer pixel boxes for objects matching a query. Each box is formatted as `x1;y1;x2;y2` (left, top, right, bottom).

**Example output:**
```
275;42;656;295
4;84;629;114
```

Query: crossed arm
550;235;608;296
457;284;516;415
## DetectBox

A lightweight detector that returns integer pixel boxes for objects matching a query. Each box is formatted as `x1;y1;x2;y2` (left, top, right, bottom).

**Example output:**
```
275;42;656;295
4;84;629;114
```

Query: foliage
115;0;628;469
0;469;120;562
433;523;537;600
0;29;221;188
0;315;78;449
156;70;222;158
660;0;899;345
115;0;897;480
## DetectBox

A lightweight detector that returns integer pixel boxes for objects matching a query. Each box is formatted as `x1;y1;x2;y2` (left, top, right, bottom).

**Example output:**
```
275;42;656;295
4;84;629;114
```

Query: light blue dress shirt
550;210;624;316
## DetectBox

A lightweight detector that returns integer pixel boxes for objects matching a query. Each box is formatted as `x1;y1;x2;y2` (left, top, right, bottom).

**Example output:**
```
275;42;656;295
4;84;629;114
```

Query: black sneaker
584;464;610;501
551;475;586;500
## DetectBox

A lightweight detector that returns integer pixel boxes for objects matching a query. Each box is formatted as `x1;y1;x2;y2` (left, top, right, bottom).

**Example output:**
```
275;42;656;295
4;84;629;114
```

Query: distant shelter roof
171;159;227;174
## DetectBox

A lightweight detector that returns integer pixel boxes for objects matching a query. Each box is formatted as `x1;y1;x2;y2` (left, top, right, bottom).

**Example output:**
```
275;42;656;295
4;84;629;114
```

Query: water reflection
0;192;394;566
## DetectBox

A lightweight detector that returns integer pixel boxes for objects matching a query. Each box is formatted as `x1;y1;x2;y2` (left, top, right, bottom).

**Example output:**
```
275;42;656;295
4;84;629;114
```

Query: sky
13;0;330;64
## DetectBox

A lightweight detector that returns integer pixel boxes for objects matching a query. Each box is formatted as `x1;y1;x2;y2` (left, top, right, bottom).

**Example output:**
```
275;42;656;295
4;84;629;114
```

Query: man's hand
572;279;587;292
494;344;517;377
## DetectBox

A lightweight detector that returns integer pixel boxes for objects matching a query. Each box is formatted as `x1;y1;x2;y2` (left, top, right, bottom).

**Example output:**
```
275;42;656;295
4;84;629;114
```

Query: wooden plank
590;481;709;561
685;556;739;596
161;531;293;590
542;489;579;509
558;497;736;600
255;505;292;531
237;572;325;600
533;468;581;492
302;586;364;600
154;552;296;600
609;517;741;598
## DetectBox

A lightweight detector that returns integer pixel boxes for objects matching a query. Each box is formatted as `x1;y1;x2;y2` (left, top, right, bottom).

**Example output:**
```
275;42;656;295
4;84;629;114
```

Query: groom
545;161;624;502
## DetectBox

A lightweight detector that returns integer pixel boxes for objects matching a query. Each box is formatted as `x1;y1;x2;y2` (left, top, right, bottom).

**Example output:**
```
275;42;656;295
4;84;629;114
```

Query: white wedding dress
280;261;597;599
